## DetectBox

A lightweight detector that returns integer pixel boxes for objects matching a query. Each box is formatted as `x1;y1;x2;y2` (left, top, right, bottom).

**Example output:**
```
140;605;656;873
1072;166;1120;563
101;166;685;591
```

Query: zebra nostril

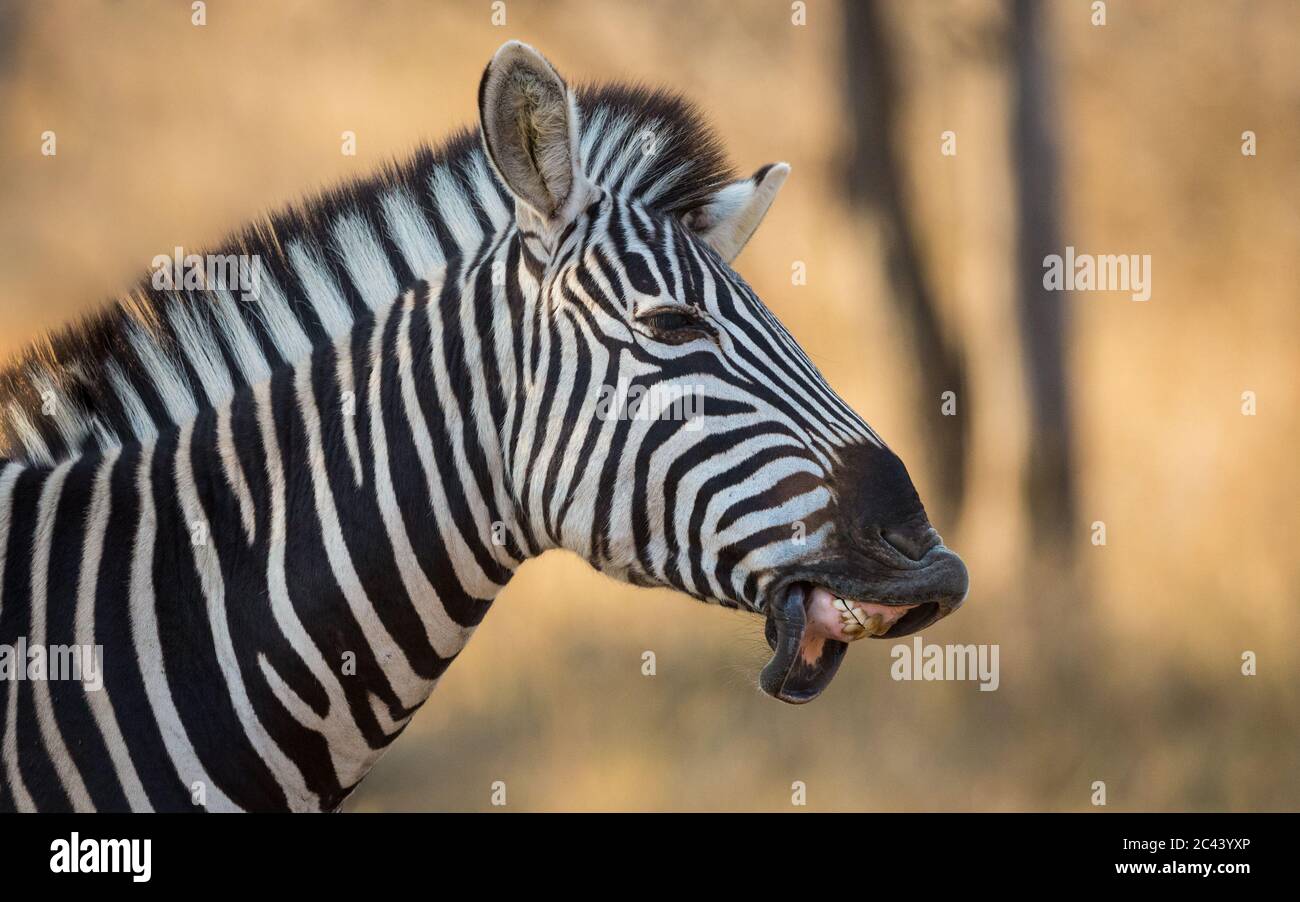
880;525;936;562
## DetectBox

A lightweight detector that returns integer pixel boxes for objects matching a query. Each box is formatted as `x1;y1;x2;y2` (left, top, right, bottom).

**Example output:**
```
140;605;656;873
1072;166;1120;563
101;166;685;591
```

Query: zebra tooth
864;614;885;636
833;597;851;612
842;622;866;639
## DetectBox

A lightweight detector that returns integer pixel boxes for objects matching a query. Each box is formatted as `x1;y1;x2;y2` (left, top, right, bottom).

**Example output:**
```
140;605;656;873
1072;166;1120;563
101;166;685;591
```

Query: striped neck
0;265;530;811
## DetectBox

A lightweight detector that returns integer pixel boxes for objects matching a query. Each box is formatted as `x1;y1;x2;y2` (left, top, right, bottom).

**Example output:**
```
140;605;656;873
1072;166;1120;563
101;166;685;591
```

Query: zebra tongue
805;585;854;642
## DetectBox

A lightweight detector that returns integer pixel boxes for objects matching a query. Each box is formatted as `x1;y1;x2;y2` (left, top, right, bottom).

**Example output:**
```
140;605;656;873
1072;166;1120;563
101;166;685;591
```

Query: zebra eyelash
635;306;718;345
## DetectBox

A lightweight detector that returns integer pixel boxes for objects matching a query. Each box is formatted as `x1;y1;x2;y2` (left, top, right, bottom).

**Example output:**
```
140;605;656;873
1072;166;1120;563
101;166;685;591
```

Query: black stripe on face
713;469;827;537
519;305;568;549
694;447;823;597
582;246;634;321
692;274;848;461
538;309;595;544
681;438;821;603
712;506;835;609
626;205;679;299
631;415;696;581
658;423;791;591
588;244;627;307
620;251;662;299
589;393;636;569
555;320;620;542
672;221;707;305
703;256;868;446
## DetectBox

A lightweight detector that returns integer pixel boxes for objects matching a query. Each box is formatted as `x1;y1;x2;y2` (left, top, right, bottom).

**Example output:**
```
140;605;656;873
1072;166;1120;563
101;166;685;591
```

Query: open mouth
758;548;968;704
804;584;936;641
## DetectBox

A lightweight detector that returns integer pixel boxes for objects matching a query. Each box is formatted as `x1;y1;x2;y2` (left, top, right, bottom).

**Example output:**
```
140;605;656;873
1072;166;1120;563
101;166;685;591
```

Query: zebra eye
637;308;712;344
642;311;696;332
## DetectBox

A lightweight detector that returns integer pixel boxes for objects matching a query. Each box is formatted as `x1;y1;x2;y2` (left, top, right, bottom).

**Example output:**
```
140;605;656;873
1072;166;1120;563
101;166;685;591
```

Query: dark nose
825;440;970;622
881;523;941;561
839;440;928;538
838;439;964;579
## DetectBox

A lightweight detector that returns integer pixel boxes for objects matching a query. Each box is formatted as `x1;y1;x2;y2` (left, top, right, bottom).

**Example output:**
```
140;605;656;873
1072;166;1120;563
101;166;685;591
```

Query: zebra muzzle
758;584;932;704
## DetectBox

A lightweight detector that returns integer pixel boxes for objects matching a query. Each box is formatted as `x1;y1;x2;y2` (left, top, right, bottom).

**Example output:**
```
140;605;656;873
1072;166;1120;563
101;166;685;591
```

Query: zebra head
480;43;968;704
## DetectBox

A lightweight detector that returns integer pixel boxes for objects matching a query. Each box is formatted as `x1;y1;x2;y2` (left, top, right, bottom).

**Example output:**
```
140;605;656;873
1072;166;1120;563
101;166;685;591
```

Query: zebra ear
478;41;593;228
683;163;790;263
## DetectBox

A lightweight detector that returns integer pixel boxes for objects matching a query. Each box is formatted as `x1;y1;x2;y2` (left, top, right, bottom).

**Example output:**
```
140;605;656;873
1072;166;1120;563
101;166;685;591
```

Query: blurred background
0;0;1296;810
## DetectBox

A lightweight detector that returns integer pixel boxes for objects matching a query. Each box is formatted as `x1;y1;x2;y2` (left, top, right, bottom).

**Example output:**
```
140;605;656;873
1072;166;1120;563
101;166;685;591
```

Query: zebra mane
0;82;735;465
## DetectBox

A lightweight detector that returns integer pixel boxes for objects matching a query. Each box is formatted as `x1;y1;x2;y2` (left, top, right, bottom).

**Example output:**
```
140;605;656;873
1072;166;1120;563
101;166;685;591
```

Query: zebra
0;42;968;812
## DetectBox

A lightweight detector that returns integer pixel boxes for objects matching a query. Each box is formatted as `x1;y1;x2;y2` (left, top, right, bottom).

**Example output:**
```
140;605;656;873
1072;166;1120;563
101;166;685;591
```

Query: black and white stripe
0;42;913;811
0;84;730;466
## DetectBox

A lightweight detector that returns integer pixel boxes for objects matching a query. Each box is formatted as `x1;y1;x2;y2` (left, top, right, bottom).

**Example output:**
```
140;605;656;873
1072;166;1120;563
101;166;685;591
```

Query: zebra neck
209;276;528;800
0;277;529;812
166;275;527;807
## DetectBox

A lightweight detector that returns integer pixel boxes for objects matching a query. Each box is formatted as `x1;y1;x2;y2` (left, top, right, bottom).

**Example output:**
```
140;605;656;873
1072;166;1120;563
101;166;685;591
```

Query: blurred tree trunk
842;0;969;524
0;1;21;79
1012;0;1076;551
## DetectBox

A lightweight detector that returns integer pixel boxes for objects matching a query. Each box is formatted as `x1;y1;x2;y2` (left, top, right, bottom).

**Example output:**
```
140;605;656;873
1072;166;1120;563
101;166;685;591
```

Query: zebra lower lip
759;582;849;704
758;570;956;705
